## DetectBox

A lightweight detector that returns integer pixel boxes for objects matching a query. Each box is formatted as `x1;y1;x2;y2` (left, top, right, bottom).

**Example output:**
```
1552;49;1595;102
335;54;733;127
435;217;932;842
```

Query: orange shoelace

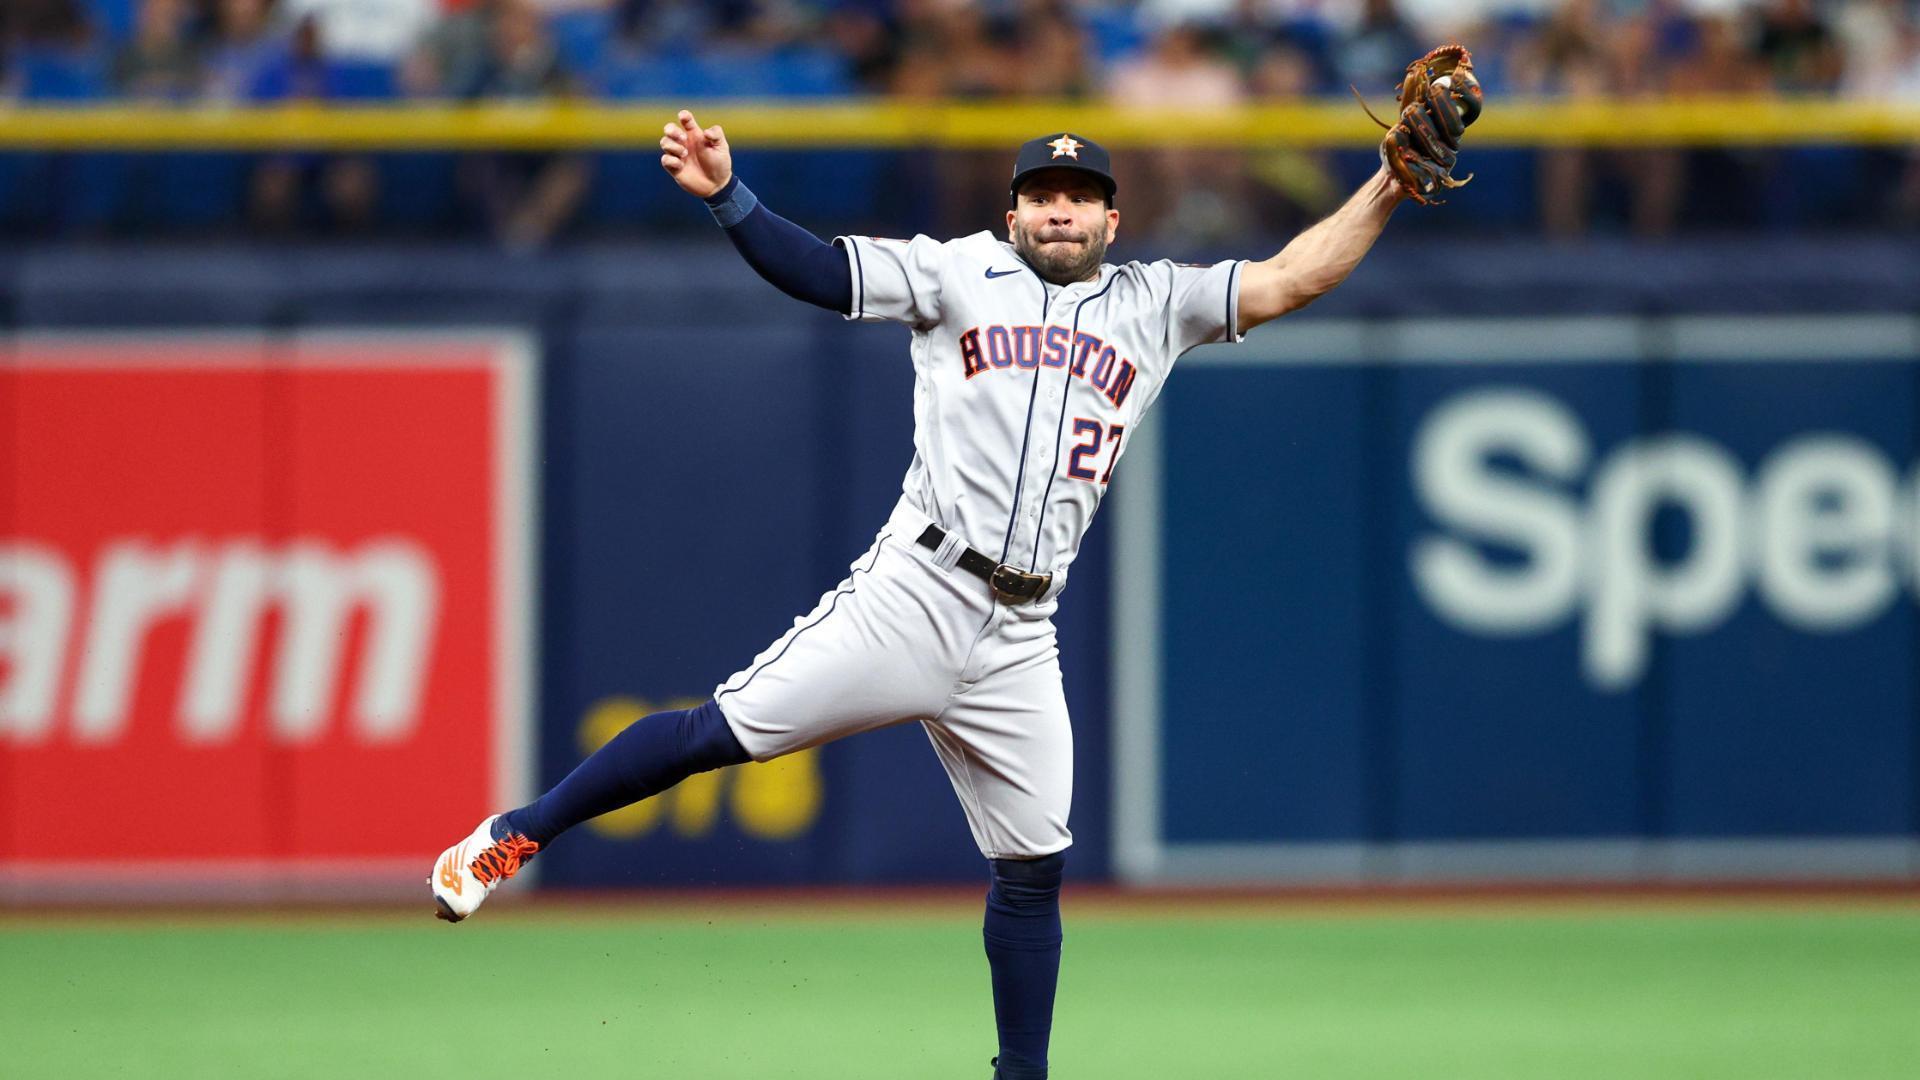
469;834;540;886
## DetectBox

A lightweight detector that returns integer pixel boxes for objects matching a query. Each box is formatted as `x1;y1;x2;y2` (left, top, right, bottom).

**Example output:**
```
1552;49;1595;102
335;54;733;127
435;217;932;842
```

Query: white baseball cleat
429;814;540;923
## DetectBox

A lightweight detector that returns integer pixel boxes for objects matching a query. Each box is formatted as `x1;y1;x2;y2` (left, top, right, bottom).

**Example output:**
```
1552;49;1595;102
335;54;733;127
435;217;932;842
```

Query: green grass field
5;898;1917;1079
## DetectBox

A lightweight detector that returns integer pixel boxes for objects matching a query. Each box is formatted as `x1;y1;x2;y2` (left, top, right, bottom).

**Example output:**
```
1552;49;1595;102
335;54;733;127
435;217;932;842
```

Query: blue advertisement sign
1122;315;1920;882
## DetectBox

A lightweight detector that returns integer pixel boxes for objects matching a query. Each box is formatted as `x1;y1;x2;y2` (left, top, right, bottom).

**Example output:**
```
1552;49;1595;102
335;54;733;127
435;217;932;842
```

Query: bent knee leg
988;851;1065;916
682;699;751;770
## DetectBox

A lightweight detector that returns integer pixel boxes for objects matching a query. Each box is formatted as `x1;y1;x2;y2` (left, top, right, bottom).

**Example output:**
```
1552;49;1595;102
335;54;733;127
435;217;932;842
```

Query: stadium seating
11;47;112;102
321;61;399;101
601;47;852;100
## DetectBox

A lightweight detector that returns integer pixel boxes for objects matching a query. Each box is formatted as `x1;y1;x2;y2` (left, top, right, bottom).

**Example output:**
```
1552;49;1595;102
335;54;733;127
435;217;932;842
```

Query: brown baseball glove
1354;45;1484;205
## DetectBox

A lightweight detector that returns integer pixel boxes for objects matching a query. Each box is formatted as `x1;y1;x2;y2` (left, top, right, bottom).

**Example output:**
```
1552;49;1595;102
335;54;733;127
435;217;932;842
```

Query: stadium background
2;0;1918;1077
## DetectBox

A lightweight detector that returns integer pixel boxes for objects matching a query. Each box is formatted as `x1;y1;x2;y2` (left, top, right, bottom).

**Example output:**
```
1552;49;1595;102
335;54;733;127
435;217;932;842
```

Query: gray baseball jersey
844;230;1246;593
713;231;1246;858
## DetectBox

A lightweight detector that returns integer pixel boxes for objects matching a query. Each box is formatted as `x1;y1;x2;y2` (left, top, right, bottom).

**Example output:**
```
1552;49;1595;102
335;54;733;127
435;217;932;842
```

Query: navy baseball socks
499;699;750;844
984;851;1066;1080
430;699;750;922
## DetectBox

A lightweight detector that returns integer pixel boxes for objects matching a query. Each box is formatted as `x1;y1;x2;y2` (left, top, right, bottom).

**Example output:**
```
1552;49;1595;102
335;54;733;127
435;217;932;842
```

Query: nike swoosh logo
985;268;1022;279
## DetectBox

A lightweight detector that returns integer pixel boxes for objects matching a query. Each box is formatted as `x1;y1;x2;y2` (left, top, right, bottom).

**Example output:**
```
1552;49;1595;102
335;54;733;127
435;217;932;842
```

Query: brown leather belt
915;524;1053;605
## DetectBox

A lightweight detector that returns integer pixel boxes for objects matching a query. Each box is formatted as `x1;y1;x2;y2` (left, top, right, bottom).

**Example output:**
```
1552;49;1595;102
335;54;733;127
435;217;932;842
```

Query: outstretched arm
1235;166;1404;334
660;109;852;315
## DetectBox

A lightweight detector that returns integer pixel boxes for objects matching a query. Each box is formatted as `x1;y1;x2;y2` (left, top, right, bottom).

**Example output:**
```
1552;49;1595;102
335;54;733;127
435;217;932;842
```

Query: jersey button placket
1019;287;1075;562
1017;381;1047;540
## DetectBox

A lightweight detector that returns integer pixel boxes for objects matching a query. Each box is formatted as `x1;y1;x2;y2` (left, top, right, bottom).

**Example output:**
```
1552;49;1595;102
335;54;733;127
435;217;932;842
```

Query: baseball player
432;53;1479;1079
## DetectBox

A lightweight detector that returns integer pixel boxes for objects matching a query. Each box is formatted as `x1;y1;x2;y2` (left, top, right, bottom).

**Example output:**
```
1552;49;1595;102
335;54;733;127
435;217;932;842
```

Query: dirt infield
5;879;1917;928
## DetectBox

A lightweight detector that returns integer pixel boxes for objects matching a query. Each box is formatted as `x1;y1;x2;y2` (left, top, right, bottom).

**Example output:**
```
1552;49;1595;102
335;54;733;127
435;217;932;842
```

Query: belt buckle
990;564;1051;605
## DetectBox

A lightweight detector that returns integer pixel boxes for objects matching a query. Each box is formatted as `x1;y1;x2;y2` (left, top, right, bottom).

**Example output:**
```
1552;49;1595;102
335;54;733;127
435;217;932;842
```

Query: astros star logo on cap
1047;135;1083;160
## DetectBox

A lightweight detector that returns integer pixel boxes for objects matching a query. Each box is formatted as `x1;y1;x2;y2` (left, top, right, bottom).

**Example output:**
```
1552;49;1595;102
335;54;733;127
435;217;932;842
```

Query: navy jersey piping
1028;273;1119;568
716;537;889;701
1225;259;1239;339
996;258;1052;564
842;237;865;319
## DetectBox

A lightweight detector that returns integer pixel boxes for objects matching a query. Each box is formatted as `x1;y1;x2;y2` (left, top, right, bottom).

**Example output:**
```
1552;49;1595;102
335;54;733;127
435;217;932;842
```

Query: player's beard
1013;220;1109;285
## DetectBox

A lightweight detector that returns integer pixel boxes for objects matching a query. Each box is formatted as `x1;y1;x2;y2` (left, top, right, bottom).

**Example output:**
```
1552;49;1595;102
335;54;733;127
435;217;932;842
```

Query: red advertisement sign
0;333;534;895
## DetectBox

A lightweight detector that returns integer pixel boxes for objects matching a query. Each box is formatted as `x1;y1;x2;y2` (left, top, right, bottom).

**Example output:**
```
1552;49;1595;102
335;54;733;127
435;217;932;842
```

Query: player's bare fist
661;109;732;199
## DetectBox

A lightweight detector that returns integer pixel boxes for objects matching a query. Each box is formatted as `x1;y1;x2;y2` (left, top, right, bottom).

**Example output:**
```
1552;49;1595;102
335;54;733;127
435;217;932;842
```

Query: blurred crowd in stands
2;0;1918;243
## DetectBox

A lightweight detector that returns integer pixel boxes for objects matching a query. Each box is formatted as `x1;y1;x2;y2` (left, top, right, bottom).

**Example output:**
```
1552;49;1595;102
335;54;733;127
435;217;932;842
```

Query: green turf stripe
4;911;1917;1080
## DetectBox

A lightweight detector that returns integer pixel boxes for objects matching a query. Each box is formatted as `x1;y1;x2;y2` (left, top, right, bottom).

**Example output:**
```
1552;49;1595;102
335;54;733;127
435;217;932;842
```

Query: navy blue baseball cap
1010;133;1117;202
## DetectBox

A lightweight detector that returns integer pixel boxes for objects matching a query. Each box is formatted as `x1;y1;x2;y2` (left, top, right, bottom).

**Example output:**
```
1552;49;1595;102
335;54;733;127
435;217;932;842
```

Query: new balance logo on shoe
438;849;465;896
430;816;538;923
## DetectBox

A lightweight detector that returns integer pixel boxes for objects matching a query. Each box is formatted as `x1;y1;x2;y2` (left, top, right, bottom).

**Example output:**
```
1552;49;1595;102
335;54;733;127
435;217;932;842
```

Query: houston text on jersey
956;323;1137;409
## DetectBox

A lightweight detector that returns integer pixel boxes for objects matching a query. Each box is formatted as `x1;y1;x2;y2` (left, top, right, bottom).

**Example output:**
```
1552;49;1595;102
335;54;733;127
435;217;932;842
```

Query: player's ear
1105;207;1119;243
1006;209;1017;241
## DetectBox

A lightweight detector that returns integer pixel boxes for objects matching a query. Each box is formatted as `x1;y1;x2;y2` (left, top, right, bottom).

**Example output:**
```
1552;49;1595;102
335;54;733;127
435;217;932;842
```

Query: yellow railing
0;98;1916;149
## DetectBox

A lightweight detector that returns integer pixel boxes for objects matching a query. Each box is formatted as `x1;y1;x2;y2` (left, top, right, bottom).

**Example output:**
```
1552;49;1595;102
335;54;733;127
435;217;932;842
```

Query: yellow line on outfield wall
0;98;1915;149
